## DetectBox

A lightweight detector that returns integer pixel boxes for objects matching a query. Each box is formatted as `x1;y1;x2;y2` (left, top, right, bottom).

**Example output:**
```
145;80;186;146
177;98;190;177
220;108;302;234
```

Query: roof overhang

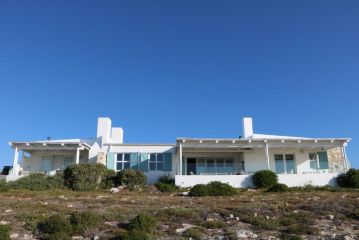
176;138;350;152
9;141;91;151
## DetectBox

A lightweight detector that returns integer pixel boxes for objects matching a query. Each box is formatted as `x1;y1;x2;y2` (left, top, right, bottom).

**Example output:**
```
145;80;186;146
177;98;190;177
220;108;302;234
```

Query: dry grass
0;189;359;239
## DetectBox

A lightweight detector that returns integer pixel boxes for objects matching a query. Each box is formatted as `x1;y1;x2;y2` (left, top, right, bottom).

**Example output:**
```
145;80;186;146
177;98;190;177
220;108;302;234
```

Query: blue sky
0;0;358;168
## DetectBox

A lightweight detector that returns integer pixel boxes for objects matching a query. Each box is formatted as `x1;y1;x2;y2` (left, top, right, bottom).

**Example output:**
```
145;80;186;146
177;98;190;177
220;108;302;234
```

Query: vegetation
70;211;102;234
37;214;73;240
252;170;278;188
337;168;359;188
155;176;179;192
117;169;147;191
64;163;108;191
0;225;10;240
267;183;289;192
127;213;157;234
189;181;237;197
183;227;203;240
7;173;64;191
0;180;9;192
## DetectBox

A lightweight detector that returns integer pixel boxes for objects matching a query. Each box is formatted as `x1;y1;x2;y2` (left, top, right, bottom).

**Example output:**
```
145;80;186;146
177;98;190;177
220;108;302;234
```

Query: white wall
175;173;339;188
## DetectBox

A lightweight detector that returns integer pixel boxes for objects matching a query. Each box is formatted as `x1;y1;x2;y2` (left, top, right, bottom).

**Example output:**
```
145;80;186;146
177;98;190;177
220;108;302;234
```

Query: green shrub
0;180;9;192
8;173;65;191
99;169;117;189
189;182;237;197
121;229;152;240
189;184;210;197
117;169;147;191
285;223;316;235
244;215;279;230
183;227;203;240
158;175;175;184
155;182;178;192
207;181;237;196
267;183;289;192
203;220;226;229
337;169;359;188
280;233;302;240
64;163;108;191
70;211;101;234
37;214;72;240
157;208;201;222
127;214;157;234
0;225;10;240
252;170;278;188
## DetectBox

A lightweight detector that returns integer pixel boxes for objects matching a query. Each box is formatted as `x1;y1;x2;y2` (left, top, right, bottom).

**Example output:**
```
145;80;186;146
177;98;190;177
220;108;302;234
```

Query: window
116;153;130;171
149;153;164;171
275;154;296;174
309;153;318;170
193;158;236;175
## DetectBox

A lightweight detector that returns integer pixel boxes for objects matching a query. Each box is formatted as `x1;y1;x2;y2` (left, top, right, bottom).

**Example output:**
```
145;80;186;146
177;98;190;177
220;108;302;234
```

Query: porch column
12;147;19;175
264;141;270;170
75;147;80;164
342;143;349;171
179;143;182;175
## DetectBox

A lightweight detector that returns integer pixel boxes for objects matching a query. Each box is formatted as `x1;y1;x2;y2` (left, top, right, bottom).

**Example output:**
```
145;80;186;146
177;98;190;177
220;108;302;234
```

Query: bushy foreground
189;181;237;197
155;175;179;192
7;173;65;191
252;170;278;188
337;168;359;188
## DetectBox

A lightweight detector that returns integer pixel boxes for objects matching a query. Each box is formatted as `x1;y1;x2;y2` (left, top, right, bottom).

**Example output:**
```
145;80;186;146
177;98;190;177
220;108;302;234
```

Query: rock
5;209;12;213
67;204;73;208
212;236;225;240
104;221;118;227
0;221;10;225
161;224;170;230
181;191;189;196
236;217;240;221
10;234;19;238
175;223;196;233
330;234;336;239
236;229;257;238
110;187;120;193
344;236;354;240
293;210;299;213
92;235;100;240
58;195;68;200
265;215;270;220
328;214;334;220
229;214;234;218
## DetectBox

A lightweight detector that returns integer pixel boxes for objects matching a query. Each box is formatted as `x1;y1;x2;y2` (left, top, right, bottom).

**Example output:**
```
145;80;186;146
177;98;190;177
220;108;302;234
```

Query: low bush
189;182;237;197
8;173;65;191
64;163;108;191
155;182;178;192
252;170;278;188
117;169;147;191
183;227;204;240
267;183;289;192
0;180;9;192
284;223;316;235
207;181;237;196
243;215;279;230
158;175;175;185
157;208;201;222
99;169;117;189
37;214;73;240
0;225;10;240
70;211;102;234
290;185;342;192
127;214;157;234
189;184;209;197
203;220;226;229
120;229;152;240
337;168;359;188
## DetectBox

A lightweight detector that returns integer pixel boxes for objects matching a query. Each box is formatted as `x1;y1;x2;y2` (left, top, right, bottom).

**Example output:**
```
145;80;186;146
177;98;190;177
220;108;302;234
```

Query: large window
309;153;318;170
308;152;328;170
195;158;241;175
274;154;296;174
116;153;130;171
149;153;164;171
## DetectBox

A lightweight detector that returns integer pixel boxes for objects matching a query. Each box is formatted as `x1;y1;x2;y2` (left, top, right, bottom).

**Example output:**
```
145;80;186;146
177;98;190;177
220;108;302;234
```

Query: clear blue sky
0;0;358;168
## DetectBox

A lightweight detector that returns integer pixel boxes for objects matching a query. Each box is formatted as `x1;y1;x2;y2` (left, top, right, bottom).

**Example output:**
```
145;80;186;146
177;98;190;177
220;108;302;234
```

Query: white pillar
179;143;182;175
12;147;19;175
75;148;80;164
264;141;270;170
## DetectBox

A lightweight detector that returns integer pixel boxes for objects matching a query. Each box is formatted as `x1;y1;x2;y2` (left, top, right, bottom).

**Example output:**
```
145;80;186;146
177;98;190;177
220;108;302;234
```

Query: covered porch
9;140;91;178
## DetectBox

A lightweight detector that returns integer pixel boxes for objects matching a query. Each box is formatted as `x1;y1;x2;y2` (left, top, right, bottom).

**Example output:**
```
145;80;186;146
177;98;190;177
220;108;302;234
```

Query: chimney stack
243;117;253;139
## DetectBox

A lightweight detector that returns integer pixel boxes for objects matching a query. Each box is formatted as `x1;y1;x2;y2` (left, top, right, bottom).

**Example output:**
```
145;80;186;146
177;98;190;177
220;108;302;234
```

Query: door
41;156;52;172
187;158;197;175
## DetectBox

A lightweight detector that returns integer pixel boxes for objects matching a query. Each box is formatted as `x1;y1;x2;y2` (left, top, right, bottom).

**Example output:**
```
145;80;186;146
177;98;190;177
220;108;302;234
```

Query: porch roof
176;137;350;151
9;139;92;151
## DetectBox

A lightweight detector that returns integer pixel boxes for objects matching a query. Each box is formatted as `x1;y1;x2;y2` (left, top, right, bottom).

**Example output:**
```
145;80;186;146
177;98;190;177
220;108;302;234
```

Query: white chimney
111;127;123;144
243;117;253;138
97;117;112;144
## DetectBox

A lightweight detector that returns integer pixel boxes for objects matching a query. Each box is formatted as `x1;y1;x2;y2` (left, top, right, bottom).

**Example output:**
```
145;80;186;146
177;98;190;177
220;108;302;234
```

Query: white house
7;117;351;187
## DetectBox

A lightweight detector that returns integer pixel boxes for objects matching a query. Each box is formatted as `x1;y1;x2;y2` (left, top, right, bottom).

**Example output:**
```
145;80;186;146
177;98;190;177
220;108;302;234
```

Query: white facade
6;117;351;187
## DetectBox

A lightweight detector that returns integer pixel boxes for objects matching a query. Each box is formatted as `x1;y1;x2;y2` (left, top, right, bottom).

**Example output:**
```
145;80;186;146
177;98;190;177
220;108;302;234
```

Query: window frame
115;153;131;171
274;153;297;174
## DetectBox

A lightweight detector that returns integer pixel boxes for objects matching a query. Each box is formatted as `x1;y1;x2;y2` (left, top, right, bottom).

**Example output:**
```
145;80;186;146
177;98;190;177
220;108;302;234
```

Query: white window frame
308;153;320;171
115;153;131;171
274;153;296;174
149;153;164;171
